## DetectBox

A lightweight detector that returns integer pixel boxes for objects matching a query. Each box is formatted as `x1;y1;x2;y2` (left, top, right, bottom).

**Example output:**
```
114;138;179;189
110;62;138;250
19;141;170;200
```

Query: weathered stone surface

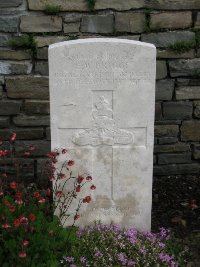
81;15;114;34
49;39;156;230
156;79;174;100
13;115;50;126
146;0;200;10
157;49;195;59
163;102;193;119
169;59;200;77
6;76;49;99
20;16;62;33
194;101;200;118
158;137;178;144
28;0;88;11
0;61;32;75
117;35;140;41
195;12;200;29
35;62;49;76
156;60;167;80
64;14;81;23
0;49;32;60
193;144;200;159
176;86;200;100
15;140;50;157
64;22;80;33
46;127;51;140
0;34;12;47
176;78;200;87
36;47;48;60
154;164;200;176
13;128;44;140
150;12;192;30
154;143;190;153
35;36;66;48
0;16;18;32
158;153;192;165
155;120;181;125
154;125;178;137
0;100;21;115
95;0;145;10
155;102;162;121
0;85;3;99
141;31;195;48
0;0;23;7
115;13;146;33
0;117;9;128
181;121;200;141
24;100;50;115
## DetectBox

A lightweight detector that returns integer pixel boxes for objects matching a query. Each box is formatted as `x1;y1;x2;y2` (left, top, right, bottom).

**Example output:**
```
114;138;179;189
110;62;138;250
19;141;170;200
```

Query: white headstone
49;38;156;230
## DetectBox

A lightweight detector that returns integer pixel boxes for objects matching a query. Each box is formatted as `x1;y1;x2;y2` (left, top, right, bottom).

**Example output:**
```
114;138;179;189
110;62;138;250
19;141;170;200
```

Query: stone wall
0;0;200;181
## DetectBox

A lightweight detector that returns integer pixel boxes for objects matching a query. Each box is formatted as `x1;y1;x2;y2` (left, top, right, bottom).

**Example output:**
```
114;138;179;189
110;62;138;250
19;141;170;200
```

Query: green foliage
86;0;96;11
8;35;37;55
167;40;195;54
44;4;62;15
65;35;78;41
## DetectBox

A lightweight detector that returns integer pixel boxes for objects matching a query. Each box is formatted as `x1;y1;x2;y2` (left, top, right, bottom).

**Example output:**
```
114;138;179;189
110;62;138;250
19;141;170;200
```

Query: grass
44;4;62;15
86;0;96;11
167;40;195;53
8;35;37;55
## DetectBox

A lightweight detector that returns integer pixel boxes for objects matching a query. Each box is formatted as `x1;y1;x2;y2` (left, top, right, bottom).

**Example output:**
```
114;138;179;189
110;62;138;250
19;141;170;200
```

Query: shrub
44;4;62;15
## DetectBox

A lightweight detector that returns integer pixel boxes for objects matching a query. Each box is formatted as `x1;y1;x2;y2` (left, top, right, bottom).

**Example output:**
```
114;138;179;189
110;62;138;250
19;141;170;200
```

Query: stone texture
13;128;44;140
0;16;18;32
15;140;50;157
36;47;48;60
141;31;195;48
146;0;200;10
181;121;200;141
64;14;81;23
81;15;114;34
154;164;200;176
158;153;192;165
35;36;67;48
155;103;162;121
6;76;49;99
115;13;146;33
156;79;174;100
13;115;50;126
193;144;200;159
176;86;200;100
0;0;23;7
195;12;200;29
20;16;62;33
154;125;178;137
176;78;200;86
0;117;9;128
158;137;178;144
35;62;49;76
46;127;51;140
169;59;200;77
64;22;80;33
28;0;88;11
194;101;200;118
24;100;50;115
49;39;156;230
0;100;21;115
157;49;195;59
0;85;3;99
95;0;145;10
117;35;140;41
0;61;32;75
154;143;190;153
0;49;32;60
156;61;167;80
163;102;193;119
150;12;192;30
0;34;12;47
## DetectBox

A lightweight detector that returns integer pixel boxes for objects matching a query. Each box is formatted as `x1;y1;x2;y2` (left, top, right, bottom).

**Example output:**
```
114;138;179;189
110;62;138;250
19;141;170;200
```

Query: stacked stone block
0;0;200;180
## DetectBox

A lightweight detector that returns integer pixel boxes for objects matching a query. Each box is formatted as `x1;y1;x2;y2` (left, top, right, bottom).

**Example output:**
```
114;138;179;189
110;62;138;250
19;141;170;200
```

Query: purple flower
118;253;127;266
159;253;174;263
80;256;86;263
127;260;136;266
159;227;170;239
63;256;74;263
95;250;103;257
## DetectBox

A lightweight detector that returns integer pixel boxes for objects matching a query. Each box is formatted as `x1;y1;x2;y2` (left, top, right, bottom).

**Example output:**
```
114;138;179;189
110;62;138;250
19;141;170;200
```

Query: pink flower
38;198;46;204
24;151;31;157
10;181;17;190
83;196;91;204
77;175;84;184
19;252;27;258
28;213;36;222
10;132;17;142
76;185;81;192
74;214;80;220
21;240;29;247
15;199;23;205
90;185;96;190
2;223;11;229
86;176;92;181
62;149;67;154
9;206;15;213
0;191;3;196
67;160;75;166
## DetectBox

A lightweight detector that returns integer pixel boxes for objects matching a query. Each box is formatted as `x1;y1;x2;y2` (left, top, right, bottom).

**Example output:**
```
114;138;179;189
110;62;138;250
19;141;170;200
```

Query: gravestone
49;38;156;230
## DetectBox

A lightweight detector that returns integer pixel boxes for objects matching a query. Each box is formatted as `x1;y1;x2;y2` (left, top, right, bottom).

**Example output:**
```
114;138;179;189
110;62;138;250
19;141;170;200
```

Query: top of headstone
49;38;156;50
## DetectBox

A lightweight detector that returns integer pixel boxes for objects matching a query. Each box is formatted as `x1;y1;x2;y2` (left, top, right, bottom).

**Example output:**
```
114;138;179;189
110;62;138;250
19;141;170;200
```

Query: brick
14;128;44;140
0;117;9;128
181;121;200;141
158;137;178;144
64;14;81;23
155;102;162;121
154;164;200;176
36;47;48;60
28;0;88;11
0;0;23;7
163;102;193;119
15;140;50;157
158;153;192;165
141;31;195;48
194;101;200;118
157;49;195;59
154;125;178;137
35;62;49;76
6;76;49;99
13;115;50;127
20;16;62;33
150;12;192;30
95;0;145;10
24;100;50;115
35;36;66;48
156;61;167;80
169;59;200;77
195;12;200;29
0;100;21;115
0;16;18;32
193;144;200;159
146;0;200;10
176;86;200;100
154;143;190;153
115;12;145;33
0;61;32;75
64;23;80;33
81;15;114;34
156;79;174;100
0;49;32;60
